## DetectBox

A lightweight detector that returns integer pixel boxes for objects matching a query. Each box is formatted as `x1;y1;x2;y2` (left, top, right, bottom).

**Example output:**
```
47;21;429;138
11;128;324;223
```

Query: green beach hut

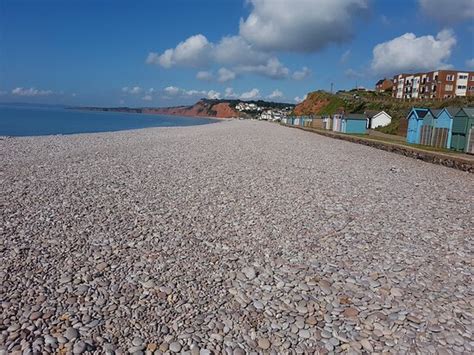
451;108;474;153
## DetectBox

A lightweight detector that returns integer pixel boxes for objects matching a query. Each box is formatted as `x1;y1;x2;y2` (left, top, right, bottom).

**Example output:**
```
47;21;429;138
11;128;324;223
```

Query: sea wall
285;124;474;173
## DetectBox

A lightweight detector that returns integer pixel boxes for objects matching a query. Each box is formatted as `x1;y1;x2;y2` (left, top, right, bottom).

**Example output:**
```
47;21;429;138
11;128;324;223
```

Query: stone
64;327;79;340
96;262;108;271
73;341;86;354
169;342;181;353
242;267;256;280
142;280;155;289
258;338;270;350
360;339;373;353
132;337;144;346
343;307;359;318
147;343;157;352
298;329;310;339
390;288;403;297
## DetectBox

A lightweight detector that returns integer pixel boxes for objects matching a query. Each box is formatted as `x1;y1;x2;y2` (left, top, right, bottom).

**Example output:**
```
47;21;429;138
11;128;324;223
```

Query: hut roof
459;107;474;118
365;110;379;118
444;107;460;117
430;109;442;117
345;113;367;120
414;109;429;118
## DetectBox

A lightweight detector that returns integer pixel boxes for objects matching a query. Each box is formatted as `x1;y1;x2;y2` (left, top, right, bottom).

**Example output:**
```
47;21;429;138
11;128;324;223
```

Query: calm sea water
0;105;217;136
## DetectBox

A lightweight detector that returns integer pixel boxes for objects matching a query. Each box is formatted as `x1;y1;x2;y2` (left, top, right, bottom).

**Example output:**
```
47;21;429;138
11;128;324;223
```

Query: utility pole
330;82;334;94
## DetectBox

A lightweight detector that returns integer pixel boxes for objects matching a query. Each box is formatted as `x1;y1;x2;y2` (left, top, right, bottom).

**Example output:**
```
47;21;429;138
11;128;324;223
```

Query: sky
0;0;473;107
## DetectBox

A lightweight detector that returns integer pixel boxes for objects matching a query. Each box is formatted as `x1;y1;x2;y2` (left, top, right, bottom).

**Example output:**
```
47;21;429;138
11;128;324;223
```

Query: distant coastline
70;98;295;120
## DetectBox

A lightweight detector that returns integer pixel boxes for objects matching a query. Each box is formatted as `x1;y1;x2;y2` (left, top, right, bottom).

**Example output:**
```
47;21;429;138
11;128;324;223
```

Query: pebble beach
1;120;473;354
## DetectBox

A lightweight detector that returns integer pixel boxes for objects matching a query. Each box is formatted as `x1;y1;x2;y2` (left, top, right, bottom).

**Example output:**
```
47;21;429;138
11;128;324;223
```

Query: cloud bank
371;29;456;75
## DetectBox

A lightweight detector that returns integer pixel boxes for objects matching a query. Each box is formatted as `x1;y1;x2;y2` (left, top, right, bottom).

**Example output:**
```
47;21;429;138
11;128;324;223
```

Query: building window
445;84;453;91
434;75;438;81
470;76;474;81
458;75;468;80
446;74;454;81
469;86;474;91
457;85;467;90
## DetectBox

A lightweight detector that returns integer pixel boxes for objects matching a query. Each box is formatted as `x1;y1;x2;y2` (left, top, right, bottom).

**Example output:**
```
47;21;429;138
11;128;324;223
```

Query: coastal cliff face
294;91;343;116
144;100;239;118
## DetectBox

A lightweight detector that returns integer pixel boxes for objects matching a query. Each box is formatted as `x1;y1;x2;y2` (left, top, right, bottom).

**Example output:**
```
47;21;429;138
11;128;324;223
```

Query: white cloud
466;58;474;69
217;68;236;82
340;49;351;64
267;89;284;99
224;87;238;98
371;29;456;75
207;90;221;99
214;35;269;66
294;94;308;103
122;86;143;95
148;33;287;80
419;0;474;24
196;71;213;81
142;95;152;101
147;34;212;68
292;66;311;80
164;86;181;95
12;87;54;97
185;89;207;96
240;88;260;100
237;58;289;79
0;90;7;96
239;0;369;52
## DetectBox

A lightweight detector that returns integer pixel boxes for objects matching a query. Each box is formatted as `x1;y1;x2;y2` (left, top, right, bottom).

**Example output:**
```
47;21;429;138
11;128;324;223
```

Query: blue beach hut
433;107;458;148
341;114;367;134
406;108;430;144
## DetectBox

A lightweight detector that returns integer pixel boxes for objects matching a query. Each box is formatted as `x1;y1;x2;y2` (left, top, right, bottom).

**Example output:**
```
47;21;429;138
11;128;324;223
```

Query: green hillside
294;90;474;135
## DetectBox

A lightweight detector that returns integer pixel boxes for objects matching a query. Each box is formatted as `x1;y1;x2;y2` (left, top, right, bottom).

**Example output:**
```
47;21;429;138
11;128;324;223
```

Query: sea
0;105;217;136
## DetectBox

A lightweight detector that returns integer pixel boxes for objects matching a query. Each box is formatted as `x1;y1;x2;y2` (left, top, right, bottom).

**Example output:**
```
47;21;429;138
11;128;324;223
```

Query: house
406;108;432;144
375;78;393;93
392;70;474;99
341;114;367;134
365;110;392;129
451;108;474;153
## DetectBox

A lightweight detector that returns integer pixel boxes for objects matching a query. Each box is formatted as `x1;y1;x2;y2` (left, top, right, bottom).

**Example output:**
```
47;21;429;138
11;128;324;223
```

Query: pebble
73;341;86;354
64;327;79;340
258;338;271;350
0;120;471;354
169;342;182;353
242;267;256;280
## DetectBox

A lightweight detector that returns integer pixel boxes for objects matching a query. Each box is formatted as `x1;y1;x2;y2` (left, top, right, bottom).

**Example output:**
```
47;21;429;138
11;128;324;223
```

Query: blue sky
1;0;473;107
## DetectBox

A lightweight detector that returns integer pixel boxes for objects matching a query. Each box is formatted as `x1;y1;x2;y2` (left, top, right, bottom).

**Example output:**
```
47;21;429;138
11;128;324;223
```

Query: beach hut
322;115;332;130
451;108;474;153
332;113;343;132
419;109;436;146
431;107;458;148
365;110;392;129
341;114;367;134
308;115;324;129
406;108;430;144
